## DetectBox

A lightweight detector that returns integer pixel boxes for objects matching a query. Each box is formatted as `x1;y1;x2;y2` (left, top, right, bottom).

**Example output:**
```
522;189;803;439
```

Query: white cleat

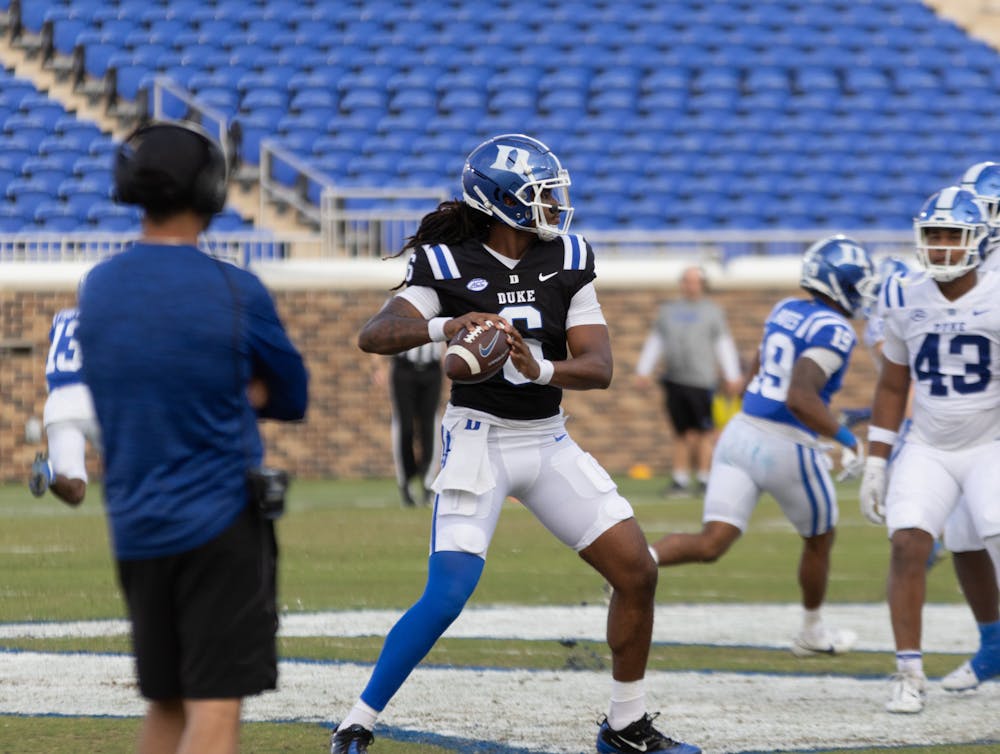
886;671;927;714
790;627;857;657
942;660;980;692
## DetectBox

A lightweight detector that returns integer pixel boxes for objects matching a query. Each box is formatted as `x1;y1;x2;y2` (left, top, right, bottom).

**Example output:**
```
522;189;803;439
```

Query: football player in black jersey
331;135;700;754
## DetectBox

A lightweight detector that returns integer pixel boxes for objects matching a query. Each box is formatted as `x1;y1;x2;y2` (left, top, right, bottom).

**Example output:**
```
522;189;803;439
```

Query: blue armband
833;425;857;448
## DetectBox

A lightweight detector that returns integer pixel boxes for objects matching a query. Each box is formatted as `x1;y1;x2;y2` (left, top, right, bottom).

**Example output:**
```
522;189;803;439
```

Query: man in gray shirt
635;266;742;495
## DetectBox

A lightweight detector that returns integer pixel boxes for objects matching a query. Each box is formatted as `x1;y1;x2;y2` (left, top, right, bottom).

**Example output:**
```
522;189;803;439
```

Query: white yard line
2;604;994;752
1;651;998;754
0;603;981;653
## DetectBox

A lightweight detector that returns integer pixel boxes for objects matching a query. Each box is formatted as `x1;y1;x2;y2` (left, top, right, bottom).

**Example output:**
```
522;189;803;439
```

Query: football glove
859;456;888;525
836;441;866;482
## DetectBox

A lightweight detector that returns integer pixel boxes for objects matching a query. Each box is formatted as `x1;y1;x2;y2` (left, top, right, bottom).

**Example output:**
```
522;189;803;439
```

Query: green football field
1;477;995;754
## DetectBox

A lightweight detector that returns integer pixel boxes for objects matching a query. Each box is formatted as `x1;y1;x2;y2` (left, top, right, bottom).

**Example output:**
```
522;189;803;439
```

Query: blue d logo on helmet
800;234;877;318
461;134;573;241
913;186;988;282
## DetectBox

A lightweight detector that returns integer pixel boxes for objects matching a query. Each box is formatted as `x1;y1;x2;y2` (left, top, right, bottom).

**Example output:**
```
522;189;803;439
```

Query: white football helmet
913;186;988;282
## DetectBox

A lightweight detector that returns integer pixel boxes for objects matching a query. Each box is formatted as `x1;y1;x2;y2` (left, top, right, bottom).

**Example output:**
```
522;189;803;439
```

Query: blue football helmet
913;186;988;282
800;235;877;318
462;134;573;241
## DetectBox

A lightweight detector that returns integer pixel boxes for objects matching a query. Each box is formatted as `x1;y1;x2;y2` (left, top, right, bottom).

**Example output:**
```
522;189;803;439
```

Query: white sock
696;470;709;484
896;650;923;676
608;680;645;730
802;607;822;635
672;471;690;487
648;544;659;565
338;699;378;732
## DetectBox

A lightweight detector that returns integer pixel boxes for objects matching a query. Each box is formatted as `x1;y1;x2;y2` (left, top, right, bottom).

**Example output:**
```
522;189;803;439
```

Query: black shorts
661;380;715;434
117;505;278;700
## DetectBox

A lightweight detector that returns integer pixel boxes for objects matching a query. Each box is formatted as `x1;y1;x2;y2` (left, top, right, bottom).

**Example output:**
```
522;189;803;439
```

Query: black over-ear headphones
114;120;229;216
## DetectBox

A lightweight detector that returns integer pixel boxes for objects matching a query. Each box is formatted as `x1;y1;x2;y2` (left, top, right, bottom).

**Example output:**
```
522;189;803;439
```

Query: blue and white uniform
879;270;1000;541
42;308;99;482
707;297;857;536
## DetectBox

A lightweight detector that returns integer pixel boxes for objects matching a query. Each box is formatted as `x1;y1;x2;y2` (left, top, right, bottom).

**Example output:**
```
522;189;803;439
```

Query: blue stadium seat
0;205;28;233
439;88;487;114
87;202;141;230
208;211;251;231
6;180;52;217
34;202;86;232
82;43;120;78
3;114;48;147
291;89;338;113
58;175;106;199
40;0;999;234
72;154;113;179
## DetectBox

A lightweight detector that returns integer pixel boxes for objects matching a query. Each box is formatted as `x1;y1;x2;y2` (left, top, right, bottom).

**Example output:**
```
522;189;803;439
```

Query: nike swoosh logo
478;330;501;358
538;271;559;281
609;735;647;752
973;309;989;316
554;434;567;442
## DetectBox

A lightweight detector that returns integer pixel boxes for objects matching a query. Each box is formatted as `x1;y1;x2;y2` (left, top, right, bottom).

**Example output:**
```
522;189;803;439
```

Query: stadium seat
0;205;28;233
6;180;53;217
25;0;994;235
33;202;85;231
87;202;140;230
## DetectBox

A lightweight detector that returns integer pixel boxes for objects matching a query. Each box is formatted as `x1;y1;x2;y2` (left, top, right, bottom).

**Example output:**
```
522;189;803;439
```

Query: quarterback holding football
332;134;700;754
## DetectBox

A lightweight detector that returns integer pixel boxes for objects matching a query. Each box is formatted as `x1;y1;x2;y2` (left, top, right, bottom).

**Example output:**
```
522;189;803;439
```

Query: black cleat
330;724;374;754
597;712;701;754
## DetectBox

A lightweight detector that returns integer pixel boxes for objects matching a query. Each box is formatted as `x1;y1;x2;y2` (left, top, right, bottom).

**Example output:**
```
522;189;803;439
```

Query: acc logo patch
911;309;927;322
467;278;488;291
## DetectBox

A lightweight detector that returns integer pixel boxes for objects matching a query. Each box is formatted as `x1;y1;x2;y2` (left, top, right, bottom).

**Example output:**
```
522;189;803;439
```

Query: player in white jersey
648;235;877;658
29;306;100;505
860;186;1000;713
935;162;1000;691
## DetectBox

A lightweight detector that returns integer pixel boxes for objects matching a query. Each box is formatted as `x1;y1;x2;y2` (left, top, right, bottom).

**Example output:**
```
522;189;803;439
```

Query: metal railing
319;186;449;258
152;77;230;156
0;232;324;265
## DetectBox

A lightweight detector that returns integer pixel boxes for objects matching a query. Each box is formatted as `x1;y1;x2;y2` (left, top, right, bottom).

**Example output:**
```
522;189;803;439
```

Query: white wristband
866;456;888;470
533;359;555;385
867;426;898;447
427;317;449;343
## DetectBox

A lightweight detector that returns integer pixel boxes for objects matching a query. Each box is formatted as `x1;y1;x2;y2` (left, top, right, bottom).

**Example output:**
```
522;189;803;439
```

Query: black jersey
406;233;597;420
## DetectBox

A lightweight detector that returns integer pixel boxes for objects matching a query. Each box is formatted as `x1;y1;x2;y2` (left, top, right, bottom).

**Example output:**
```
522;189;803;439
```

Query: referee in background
372;342;444;507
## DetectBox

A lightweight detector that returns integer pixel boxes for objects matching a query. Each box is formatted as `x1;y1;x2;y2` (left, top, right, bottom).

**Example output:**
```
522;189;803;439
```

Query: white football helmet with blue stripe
462;134;573;241
913;186;988;282
959;161;1000;225
800;235;877;318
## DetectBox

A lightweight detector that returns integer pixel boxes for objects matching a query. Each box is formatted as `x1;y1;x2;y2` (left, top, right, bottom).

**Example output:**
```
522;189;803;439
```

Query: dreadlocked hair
389;200;492;259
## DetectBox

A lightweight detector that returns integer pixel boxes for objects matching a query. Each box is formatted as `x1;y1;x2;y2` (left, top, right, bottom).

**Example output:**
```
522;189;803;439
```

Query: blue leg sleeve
360;550;485;711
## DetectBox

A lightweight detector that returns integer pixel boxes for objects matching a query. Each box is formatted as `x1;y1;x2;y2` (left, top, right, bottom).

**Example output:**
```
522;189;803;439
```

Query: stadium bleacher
4;0;1000;236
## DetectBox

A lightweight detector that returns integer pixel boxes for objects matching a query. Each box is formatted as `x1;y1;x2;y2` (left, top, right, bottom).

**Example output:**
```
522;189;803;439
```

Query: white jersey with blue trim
45;308;86;392
880;269;1000;449
742;297;856;436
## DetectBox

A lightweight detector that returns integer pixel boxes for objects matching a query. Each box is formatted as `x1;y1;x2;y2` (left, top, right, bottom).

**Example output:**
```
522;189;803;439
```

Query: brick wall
0;285;878;482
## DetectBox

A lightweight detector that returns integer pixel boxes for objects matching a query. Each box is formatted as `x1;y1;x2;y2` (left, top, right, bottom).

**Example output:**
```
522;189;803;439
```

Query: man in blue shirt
77;121;308;754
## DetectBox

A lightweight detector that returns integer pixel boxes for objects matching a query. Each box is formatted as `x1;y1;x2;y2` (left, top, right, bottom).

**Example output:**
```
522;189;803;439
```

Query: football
444;320;511;384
